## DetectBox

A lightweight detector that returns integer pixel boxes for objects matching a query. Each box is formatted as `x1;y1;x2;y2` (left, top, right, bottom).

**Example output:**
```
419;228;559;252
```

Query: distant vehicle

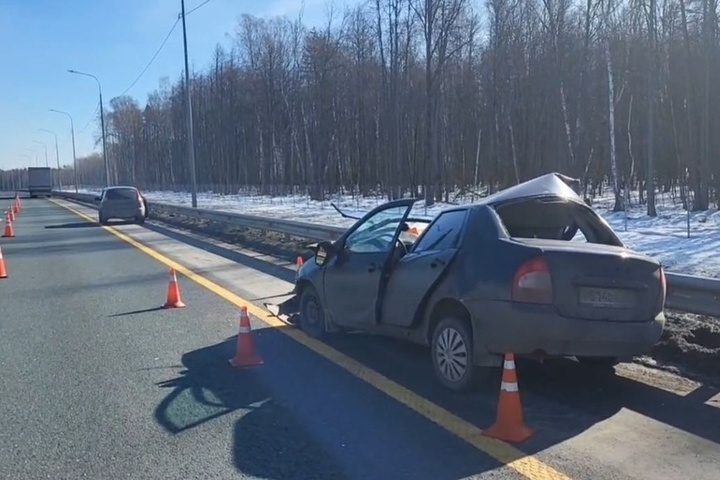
268;173;667;393
27;167;53;198
95;186;147;225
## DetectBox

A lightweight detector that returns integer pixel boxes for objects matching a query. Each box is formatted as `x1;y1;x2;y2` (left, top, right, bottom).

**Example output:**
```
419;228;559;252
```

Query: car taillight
657;266;667;310
512;256;553;304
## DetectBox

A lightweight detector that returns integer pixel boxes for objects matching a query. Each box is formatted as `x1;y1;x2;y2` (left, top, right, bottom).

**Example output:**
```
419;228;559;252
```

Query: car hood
477;172;582;207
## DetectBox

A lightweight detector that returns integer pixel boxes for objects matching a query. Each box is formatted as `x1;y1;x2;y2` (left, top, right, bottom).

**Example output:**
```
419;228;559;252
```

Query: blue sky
0;0;358;170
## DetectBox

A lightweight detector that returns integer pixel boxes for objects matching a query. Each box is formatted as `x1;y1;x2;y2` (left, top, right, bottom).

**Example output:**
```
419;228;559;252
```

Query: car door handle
368;263;378;273
430;259;446;269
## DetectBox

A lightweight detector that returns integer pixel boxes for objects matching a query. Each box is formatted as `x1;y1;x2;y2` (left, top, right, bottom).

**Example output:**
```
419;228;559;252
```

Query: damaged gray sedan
267;173;667;393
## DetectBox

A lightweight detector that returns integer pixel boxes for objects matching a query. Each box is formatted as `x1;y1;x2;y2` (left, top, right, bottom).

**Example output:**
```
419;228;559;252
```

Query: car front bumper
467;299;665;359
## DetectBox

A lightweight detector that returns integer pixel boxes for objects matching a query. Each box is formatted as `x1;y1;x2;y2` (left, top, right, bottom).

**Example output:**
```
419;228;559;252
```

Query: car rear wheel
135;215;145;224
299;285;326;339
431;317;484;393
98;213;108;225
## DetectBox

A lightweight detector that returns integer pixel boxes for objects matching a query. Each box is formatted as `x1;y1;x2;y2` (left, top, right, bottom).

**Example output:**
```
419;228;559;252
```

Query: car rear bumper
468;300;665;359
101;207;144;219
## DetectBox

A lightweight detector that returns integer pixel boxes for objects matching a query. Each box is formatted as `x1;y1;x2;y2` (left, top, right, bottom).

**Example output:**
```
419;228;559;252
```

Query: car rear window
494;198;622;246
104;188;138;200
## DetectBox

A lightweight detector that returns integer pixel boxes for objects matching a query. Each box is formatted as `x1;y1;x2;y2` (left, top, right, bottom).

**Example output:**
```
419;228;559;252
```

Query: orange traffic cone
15;194;21;212
8;207;14;222
162;268;186;308
2;212;14;238
296;256;304;268
483;353;534;443
229;306;264;367
0;245;7;279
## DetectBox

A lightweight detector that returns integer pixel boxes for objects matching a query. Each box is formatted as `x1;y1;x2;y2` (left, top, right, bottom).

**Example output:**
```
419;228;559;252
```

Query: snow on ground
590;192;720;278
71;186;720;278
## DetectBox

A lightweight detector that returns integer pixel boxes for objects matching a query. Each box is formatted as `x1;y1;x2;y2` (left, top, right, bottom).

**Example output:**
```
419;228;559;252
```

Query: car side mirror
314;241;334;267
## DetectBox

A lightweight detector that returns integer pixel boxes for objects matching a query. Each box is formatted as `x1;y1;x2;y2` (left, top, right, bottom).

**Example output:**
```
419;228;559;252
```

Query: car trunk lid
516;239;662;322
492;193;664;323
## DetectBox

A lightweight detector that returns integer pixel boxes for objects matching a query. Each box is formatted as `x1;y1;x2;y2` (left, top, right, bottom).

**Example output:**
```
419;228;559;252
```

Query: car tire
98;214;108;225
431;317;486;393
135;215;145;224
299;285;326;339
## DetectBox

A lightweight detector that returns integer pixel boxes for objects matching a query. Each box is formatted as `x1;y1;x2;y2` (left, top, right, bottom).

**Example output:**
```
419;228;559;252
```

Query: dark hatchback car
95;186;148;225
269;173;667;392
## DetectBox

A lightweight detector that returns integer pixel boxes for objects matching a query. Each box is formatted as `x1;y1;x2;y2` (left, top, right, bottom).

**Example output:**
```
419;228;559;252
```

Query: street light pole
68;69;110;187
180;0;198;208
32;140;48;167
39;129;62;189
50;109;79;193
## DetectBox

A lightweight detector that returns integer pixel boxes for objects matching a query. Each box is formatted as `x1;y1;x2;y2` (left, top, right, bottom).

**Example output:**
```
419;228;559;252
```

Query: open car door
380;208;467;328
321;198;416;329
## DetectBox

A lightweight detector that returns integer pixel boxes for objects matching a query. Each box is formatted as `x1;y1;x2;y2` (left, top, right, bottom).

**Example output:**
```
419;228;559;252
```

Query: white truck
27;167;53;198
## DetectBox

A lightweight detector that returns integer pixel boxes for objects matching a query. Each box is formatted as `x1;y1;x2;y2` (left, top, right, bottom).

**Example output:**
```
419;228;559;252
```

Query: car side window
413;210;466;253
345;206;409;254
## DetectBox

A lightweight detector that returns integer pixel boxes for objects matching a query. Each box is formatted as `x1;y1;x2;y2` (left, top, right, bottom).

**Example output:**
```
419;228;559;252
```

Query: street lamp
39;128;62;189
180;0;198;208
50;109;79;193
31;140;48;167
67;69;110;187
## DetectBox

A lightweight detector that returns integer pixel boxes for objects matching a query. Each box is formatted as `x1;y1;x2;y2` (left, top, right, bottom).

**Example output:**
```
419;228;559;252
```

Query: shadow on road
102;220;139;226
321;333;720;453
108;306;165;317
518;358;720;449
45;222;101;229
153;336;349;480
154;327;538;480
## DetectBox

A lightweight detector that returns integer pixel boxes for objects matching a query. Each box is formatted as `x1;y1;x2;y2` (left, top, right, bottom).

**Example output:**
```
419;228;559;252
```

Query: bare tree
48;1;718;213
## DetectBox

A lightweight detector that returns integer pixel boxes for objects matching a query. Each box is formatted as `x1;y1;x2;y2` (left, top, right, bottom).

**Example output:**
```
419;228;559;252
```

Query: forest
2;0;719;213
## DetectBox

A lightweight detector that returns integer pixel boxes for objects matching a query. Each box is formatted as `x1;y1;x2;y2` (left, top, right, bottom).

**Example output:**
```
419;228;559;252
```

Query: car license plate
578;287;635;308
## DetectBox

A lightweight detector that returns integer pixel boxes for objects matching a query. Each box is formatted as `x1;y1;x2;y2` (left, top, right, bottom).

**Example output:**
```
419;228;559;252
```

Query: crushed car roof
399;172;584;221
473;172;582;207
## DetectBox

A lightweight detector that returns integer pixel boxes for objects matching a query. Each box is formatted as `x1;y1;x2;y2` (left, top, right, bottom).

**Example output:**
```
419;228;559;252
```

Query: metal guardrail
51;190;720;318
664;273;720;318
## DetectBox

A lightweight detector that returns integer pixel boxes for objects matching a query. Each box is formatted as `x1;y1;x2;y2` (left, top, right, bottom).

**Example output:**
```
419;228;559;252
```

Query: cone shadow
108;306;165;318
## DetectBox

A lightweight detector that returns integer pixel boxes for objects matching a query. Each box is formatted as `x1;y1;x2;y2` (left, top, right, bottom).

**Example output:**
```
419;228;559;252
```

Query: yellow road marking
49;197;573;480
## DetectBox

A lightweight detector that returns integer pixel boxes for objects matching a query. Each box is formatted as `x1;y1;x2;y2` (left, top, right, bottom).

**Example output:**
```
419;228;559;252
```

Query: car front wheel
299;285;326;339
431;317;485;393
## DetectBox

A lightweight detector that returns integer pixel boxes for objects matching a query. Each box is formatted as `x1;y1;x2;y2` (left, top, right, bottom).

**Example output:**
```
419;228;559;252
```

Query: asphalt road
1;198;719;480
